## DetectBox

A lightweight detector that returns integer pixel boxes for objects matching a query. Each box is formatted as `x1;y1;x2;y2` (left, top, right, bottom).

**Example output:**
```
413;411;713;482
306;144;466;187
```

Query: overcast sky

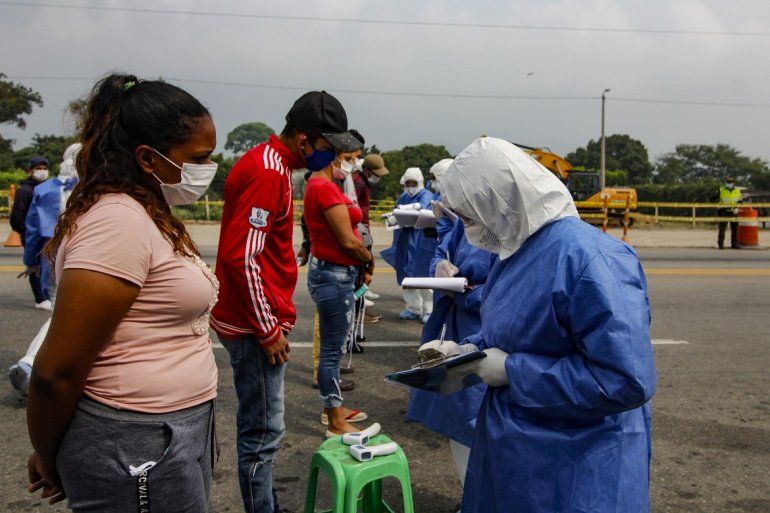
2;0;769;164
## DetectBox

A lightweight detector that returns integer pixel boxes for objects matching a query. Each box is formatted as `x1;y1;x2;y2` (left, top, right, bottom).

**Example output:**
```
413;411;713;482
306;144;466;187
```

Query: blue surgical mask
303;141;336;171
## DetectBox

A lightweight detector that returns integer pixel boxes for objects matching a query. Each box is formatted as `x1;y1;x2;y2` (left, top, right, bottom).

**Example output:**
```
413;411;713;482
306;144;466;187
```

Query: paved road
0;246;767;512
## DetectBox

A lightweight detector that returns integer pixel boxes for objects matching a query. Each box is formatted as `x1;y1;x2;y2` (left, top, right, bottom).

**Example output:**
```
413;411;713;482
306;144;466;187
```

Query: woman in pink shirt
26;74;219;512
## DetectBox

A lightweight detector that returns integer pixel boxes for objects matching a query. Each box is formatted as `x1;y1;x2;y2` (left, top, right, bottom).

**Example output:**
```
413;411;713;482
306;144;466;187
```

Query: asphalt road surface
0;246;767;512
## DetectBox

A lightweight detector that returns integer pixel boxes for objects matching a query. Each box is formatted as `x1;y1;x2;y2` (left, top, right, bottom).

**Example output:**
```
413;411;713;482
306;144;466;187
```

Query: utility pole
600;88;610;194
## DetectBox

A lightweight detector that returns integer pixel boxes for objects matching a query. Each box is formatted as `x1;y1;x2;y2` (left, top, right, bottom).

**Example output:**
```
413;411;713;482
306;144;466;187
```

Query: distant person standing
12;157;51;310
381;167;438;323
355;154;389;316
717;177;741;249
211;90;359;513
354;153;389;231
8;144;81;400
23;144;82;305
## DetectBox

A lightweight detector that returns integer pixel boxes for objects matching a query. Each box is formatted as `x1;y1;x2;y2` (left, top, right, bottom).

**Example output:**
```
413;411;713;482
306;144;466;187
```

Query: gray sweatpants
56;398;214;513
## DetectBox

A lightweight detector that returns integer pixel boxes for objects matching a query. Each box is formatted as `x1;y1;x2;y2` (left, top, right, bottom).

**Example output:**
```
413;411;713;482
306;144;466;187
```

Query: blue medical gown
381;188;438;283
462;216;656;513
432;191;455;242
23;178;73;295
406;221;497;445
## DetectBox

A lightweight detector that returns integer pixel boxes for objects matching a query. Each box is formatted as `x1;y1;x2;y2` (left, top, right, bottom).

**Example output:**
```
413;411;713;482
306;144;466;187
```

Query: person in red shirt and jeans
211;91;361;513
305;150;375;436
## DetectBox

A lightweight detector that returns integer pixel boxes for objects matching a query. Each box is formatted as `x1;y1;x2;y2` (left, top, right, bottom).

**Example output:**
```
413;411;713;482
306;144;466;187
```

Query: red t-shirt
304;175;363;266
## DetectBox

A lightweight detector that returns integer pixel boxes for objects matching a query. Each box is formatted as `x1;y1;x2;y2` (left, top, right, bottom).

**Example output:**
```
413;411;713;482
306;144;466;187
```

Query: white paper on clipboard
393;209;420;227
401;277;468;293
414;209;437;229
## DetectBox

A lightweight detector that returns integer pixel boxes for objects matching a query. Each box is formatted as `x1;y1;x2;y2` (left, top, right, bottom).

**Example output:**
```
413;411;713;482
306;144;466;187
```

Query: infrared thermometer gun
349;442;399;462
341;423;382;446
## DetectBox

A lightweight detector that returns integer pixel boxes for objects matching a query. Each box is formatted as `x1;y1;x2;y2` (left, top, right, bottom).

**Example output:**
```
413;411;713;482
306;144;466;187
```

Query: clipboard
385;350;486;393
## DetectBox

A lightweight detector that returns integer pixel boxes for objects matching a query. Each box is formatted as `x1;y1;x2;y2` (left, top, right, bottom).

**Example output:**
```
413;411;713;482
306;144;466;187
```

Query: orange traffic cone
4;229;22;247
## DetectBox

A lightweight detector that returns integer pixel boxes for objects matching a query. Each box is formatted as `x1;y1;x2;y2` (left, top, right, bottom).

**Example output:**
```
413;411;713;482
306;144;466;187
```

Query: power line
7;75;770;107
1;1;768;37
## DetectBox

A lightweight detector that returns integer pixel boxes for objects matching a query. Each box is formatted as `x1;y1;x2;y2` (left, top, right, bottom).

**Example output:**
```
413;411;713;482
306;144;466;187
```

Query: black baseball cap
285;91;362;153
29;156;49;168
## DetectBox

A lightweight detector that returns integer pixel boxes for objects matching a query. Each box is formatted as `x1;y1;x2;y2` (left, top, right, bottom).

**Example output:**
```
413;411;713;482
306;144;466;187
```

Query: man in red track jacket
212;91;362;513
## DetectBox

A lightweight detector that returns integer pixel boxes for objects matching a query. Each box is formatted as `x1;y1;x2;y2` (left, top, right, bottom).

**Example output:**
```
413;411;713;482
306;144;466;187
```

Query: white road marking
651;339;689;345
212;339;688;349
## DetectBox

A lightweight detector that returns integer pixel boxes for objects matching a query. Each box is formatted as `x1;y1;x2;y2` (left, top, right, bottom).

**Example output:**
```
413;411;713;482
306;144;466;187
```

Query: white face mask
367;174;381;184
333;160;354;180
464;222;502;254
405;186;419;196
32;169;49;182
152;149;217;206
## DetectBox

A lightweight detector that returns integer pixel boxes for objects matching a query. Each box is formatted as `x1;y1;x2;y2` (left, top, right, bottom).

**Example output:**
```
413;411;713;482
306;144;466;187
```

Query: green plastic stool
304;434;415;513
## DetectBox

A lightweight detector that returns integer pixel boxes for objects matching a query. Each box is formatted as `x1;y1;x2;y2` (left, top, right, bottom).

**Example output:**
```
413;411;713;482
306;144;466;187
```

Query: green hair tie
123;81;136;91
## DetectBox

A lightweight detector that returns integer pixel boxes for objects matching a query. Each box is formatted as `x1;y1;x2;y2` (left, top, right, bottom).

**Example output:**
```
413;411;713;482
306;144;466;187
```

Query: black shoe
340;365;354;374
718;245;724;249
731;245;741;249
347;340;364;354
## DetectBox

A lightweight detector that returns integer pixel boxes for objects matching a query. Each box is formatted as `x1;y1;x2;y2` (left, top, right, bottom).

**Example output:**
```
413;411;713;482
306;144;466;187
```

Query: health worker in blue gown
381;167;438;323
425;137;656;513
23;143;81;299
406;217;497;487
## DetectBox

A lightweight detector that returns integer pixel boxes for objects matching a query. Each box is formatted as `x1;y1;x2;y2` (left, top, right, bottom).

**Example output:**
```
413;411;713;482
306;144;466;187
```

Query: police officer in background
717;177;741;249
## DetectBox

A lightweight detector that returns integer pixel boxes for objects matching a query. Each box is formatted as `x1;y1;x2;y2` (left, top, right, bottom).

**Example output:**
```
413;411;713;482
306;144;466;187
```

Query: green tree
375;143;452;200
653;144;769;185
14;134;77;172
0;73;44;170
208;153;235;199
566;134;653;185
67;97;88;133
225;122;274;154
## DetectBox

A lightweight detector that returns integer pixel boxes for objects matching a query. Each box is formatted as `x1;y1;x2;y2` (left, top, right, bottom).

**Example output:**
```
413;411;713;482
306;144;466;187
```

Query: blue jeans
307;257;356;409
221;335;286;513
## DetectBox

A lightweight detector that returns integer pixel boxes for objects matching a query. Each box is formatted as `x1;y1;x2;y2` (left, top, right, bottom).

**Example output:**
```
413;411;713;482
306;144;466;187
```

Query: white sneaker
35;300;52;311
364;290;380;300
8;362;31;400
364;299;375;308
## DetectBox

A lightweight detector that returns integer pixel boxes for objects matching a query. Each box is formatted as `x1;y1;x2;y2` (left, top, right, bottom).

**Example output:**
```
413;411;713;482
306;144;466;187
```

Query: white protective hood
441;137;579;260
58;142;82;180
399;167;424;190
429;158;454;182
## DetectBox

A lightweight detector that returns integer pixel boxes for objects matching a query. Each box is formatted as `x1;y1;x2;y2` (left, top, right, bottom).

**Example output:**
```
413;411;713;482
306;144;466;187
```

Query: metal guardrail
4;186;768;226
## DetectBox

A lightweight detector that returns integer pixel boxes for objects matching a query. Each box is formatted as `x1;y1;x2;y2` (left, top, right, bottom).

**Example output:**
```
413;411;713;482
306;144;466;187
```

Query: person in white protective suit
422;137;656;513
428;158;456;241
9;143;82;400
381;167;439;322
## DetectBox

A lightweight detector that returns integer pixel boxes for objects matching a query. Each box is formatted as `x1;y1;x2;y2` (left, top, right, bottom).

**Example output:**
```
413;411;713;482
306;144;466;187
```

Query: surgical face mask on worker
367;173;381;184
151;149;218;206
333;159;355;180
405;185;420;196
464;220;502;253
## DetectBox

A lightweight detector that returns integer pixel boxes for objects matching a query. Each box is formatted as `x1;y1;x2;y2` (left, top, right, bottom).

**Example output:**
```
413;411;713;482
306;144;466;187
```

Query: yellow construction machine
515;143;637;221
